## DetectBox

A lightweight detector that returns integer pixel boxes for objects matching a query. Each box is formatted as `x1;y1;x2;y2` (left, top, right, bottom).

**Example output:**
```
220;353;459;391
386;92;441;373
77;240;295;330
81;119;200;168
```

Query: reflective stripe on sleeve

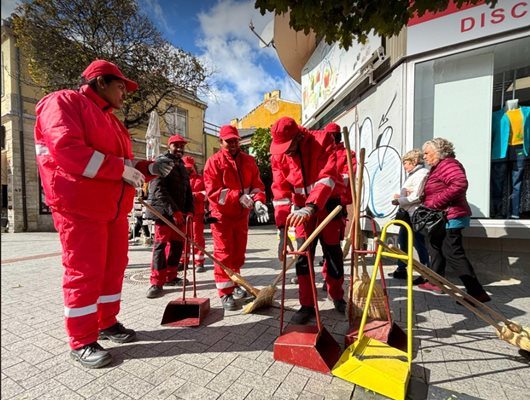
82;151;105;178
294;187;305;195
35;144;49;155
219;189;229;205
216;281;235;289
342;174;349;186
64;303;97;318
273;198;291;207
308;177;335;192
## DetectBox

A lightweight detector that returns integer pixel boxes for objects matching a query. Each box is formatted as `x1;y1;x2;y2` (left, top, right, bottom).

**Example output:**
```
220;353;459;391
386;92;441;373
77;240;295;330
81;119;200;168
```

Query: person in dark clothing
420;138;490;303
146;134;194;299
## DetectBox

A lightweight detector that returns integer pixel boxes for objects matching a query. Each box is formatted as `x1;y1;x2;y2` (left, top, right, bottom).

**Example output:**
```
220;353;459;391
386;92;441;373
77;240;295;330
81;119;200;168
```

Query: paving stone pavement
1;226;529;400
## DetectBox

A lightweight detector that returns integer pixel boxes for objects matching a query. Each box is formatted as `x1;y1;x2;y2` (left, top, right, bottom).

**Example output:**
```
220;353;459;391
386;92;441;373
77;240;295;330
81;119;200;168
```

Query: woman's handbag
411;205;446;235
394;208;410;223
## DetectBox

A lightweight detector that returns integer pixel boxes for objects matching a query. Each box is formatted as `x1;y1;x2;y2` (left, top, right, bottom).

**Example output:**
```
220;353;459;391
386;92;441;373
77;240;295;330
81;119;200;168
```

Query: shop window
165;106;188;137
414;35;530;220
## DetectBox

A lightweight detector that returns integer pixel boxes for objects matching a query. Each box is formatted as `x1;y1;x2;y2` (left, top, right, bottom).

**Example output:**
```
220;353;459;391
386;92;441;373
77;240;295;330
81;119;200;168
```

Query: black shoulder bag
411;205;447;235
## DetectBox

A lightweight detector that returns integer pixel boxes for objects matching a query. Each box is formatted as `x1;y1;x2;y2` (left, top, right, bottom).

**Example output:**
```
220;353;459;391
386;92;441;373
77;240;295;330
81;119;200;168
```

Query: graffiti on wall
345;92;403;220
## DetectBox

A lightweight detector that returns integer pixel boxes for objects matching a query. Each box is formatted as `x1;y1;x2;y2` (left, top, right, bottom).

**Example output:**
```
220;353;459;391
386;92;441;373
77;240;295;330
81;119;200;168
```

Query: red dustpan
161;216;210;327
273;228;341;374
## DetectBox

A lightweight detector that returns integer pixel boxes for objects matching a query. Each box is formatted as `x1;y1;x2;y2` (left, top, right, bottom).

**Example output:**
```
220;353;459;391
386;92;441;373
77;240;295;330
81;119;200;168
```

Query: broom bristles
497;325;530;352
242;285;277;314
352;271;387;320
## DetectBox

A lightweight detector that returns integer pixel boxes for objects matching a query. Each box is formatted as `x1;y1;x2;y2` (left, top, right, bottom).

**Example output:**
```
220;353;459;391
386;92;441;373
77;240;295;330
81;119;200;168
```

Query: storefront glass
414;35;530;219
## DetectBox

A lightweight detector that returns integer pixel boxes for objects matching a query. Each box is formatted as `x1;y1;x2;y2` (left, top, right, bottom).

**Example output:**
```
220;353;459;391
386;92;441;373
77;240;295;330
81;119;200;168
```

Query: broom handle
140;199;260;298
378;240;503;330
271;205;343;288
341;126;357;259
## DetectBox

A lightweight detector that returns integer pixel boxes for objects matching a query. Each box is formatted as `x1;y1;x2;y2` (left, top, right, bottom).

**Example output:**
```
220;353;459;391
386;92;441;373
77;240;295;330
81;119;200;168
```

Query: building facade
272;1;530;272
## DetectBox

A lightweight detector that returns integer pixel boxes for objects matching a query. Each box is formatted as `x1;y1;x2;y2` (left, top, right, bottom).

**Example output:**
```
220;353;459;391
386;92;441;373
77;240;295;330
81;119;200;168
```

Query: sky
1;0;301;127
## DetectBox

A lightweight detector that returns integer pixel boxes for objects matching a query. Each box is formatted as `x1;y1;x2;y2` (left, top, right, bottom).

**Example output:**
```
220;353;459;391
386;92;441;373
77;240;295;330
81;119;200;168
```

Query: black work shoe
146;285;163;298
70;342;112;369
321;281;327;292
291;306;316;325
388;269;408;280
195;264;206;273
232;286;248;300
165;277;189;286
99;322;136;344
333;299;347;314
413;276;426;285
221;294;237;311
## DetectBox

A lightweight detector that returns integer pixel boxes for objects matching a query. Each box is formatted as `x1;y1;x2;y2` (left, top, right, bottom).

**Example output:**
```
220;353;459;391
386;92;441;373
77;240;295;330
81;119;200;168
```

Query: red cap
219;125;240;140
270;117;299;155
182;156;195;168
168;134;188;145
324;122;340;133
82;60;138;92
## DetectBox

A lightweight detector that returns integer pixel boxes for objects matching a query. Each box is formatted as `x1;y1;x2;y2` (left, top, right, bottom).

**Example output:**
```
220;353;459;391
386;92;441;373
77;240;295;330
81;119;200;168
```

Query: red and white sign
407;0;529;55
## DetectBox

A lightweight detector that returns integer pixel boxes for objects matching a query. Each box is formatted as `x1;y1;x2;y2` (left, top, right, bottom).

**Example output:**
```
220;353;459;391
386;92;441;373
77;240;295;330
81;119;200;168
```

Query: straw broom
140;199;260;298
242;205;343;314
379;240;529;352
341;126;357;260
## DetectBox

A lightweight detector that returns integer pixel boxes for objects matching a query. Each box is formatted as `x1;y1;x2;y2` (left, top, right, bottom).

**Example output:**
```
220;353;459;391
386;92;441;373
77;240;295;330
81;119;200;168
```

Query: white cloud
1;0;20;18
196;0;300;126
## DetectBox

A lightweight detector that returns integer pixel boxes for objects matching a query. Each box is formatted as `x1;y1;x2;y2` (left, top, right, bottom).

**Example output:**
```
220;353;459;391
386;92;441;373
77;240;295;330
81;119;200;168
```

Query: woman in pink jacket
419;138;490;303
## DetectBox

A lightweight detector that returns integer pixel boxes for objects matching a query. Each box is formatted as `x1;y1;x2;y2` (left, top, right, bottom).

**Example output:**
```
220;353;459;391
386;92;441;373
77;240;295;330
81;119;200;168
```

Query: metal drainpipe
16;46;28;231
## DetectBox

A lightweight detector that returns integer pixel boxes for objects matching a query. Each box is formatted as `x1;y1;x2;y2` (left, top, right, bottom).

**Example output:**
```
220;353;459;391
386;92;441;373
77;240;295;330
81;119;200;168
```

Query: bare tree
12;0;209;128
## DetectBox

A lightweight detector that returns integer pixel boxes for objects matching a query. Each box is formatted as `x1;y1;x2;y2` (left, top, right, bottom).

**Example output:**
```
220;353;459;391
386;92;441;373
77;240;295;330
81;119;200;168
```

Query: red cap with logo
324;122;341;133
182;156;195;168
219;125;240;140
82;60;138;92
168;134;188;145
270;117;300;155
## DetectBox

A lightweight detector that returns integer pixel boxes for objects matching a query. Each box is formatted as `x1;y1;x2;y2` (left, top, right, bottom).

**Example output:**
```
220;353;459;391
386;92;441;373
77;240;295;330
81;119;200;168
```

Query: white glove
255;201;269;223
287;206;314;227
148;157;174;177
239;194;254;209
122;165;145;188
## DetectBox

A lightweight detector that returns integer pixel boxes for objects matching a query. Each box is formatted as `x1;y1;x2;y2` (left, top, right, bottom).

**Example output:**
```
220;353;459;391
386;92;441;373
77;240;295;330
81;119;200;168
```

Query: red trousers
295;215;345;307
211;217;248;297
150;222;185;286
52;210;129;350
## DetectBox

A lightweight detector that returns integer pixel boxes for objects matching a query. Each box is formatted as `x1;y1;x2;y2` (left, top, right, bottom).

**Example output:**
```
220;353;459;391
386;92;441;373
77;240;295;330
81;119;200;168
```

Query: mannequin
505;99;519;111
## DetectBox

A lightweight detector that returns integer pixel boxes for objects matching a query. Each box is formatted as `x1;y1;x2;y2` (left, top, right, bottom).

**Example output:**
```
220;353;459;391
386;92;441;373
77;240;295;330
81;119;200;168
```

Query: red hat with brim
168;134;188;145
182;156;195;168
82;60;138;92
324;122;341;133
219;125;240;140
270;117;299;155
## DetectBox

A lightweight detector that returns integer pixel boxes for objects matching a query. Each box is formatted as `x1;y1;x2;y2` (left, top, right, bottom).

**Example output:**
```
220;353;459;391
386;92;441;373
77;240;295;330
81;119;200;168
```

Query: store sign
407;0;529;55
301;33;381;123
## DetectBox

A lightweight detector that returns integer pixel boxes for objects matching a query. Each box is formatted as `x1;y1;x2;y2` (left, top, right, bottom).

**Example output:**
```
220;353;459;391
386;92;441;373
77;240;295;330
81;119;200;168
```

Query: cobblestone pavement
1;226;529;399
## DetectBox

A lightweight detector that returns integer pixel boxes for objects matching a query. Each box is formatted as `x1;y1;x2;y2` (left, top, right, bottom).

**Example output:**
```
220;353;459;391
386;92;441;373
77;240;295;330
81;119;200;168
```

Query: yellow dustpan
332;220;414;400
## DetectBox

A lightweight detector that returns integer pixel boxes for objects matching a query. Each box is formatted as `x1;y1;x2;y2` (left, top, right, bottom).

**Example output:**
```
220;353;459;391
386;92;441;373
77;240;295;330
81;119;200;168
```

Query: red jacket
423;157;471;220
34;85;152;221
336;143;357;205
204;149;266;220
271;128;339;227
189;171;206;216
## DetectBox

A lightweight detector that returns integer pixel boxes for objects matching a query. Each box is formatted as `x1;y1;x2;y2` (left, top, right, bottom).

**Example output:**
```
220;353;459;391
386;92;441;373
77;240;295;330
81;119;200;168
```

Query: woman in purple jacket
419;138;491;303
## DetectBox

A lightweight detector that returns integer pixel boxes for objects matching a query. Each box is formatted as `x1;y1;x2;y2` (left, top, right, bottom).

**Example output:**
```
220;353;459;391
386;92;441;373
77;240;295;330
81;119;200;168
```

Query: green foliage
250;127;273;199
11;0;209;128
255;0;497;49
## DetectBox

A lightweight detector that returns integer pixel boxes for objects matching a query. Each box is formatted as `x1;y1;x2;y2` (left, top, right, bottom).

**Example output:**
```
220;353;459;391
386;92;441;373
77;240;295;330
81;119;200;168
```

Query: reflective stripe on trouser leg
53;211;108;350
98;216;128;330
211;217;248;297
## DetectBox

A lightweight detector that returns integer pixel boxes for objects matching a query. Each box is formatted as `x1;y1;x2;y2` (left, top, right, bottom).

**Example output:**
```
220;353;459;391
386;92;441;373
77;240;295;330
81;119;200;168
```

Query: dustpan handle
189;217;197;298
279;227;290;335
181;216;193;302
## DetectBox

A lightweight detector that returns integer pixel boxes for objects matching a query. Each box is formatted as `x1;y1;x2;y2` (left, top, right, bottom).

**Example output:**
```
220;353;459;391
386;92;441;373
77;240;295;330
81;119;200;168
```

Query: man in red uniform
34;60;173;368
146;135;194;298
320;122;357;291
180;155;207;272
203;125;268;311
271;116;346;324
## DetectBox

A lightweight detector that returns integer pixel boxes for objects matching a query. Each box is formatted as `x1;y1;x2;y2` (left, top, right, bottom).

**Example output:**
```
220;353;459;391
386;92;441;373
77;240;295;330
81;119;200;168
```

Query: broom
242;205;343;314
379;240;530;352
140;199;260;298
